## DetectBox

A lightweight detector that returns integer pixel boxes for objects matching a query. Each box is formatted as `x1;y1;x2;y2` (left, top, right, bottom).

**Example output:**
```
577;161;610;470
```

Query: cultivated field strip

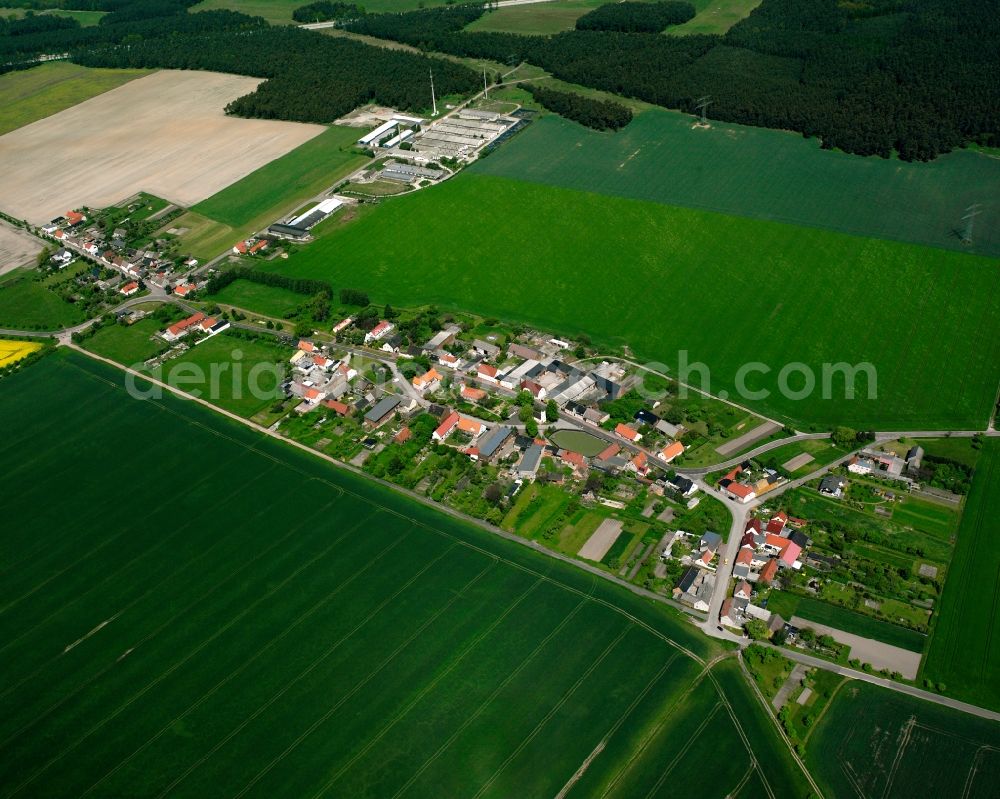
0;352;813;797
273;173;1000;429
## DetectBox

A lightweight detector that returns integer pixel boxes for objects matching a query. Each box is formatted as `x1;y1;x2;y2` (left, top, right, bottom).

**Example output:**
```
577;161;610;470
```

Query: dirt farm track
0;70;325;224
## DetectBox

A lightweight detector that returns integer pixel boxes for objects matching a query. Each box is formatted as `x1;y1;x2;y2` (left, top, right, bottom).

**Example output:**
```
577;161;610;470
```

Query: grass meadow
806;681;1000;798
921;439;1000;710
0;62;149;136
271;174;1000;430
0;350;814;797
0;271;87;330
473;111;1000;257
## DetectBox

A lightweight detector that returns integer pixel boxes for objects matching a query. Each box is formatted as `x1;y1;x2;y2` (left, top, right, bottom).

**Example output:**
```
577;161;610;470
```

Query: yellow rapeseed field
0;339;41;368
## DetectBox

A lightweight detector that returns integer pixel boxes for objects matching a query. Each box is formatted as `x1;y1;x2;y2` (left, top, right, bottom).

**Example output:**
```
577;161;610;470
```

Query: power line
695;96;711;125
961;203;982;245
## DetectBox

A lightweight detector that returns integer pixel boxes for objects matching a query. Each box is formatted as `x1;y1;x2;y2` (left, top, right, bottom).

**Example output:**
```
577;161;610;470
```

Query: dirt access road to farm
0;70;325;224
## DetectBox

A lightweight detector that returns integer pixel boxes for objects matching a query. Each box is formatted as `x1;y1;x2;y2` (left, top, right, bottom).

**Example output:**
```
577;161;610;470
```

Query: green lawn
0;272;87;330
209;279;308;320
81;317;170;365
473;110;1000;257
0;349;818;797
163;211;235;262
767;591;927;653
268;173;1000;430
0;61;149;136
548;428;608;456
806;681;1000;798
921;439;1000;710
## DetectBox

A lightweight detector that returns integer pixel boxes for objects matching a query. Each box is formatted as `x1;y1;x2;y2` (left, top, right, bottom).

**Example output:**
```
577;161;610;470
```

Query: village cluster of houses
721;512;809;630
41;209;198;297
718;461;785;504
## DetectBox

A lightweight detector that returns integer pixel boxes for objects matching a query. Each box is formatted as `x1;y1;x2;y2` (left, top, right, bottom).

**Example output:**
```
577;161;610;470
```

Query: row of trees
204;268;331;298
575;1;694;33
291;1;365;24
344;0;1000;160
521;82;632;131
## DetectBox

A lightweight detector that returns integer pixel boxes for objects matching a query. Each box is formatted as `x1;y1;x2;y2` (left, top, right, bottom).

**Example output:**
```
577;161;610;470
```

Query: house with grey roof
364;395;401;428
517;444;543;478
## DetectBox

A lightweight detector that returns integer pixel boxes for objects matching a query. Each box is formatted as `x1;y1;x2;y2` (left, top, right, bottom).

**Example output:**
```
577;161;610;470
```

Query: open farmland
0;350;814;798
466;0;608;35
921;439;1000;711
269;173;1000;430
806;681;1000;798
0;339;40;367
0;223;42;276
472;111;1000;257
181;124;366;256
0;61;148;136
0;70;325;224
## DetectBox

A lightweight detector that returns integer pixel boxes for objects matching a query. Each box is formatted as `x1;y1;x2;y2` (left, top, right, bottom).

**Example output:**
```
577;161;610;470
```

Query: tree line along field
921;438;1000;711
0;61;149;137
190;0;449;24
805;680;1000;798
472;110;1000;258
269;173;1000;431
0;350;814;798
466;0;758;37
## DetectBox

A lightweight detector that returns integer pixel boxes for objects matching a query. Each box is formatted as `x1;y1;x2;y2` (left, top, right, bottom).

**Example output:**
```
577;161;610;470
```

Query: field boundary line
554;655;680;799
471;624;634;798
233;557;501;798
79;509;404;797
389;596;592;799
643;704;723;799
7;505;383;798
152;539;462;798
310;576;549;797
728;654;823;799
0;458;300;720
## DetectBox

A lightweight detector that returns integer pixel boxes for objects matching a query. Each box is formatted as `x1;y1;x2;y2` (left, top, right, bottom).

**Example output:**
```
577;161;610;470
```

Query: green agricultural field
0;271;87;330
671;0;761;35
466;0;608;35
922;439;1000;710
163;211;235;262
270;173;1000;430
0;61;149;136
806;681;1000;798
473;110;1000;257
766;591;927;653
189;125;366;245
0;349;813;797
210;278;308;320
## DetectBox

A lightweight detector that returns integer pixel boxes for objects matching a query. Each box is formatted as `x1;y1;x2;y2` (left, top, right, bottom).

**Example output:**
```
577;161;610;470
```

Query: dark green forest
345;0;1000;160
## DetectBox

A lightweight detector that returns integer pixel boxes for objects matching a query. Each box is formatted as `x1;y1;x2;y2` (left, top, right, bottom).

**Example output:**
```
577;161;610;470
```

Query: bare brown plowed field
0;70;325;223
